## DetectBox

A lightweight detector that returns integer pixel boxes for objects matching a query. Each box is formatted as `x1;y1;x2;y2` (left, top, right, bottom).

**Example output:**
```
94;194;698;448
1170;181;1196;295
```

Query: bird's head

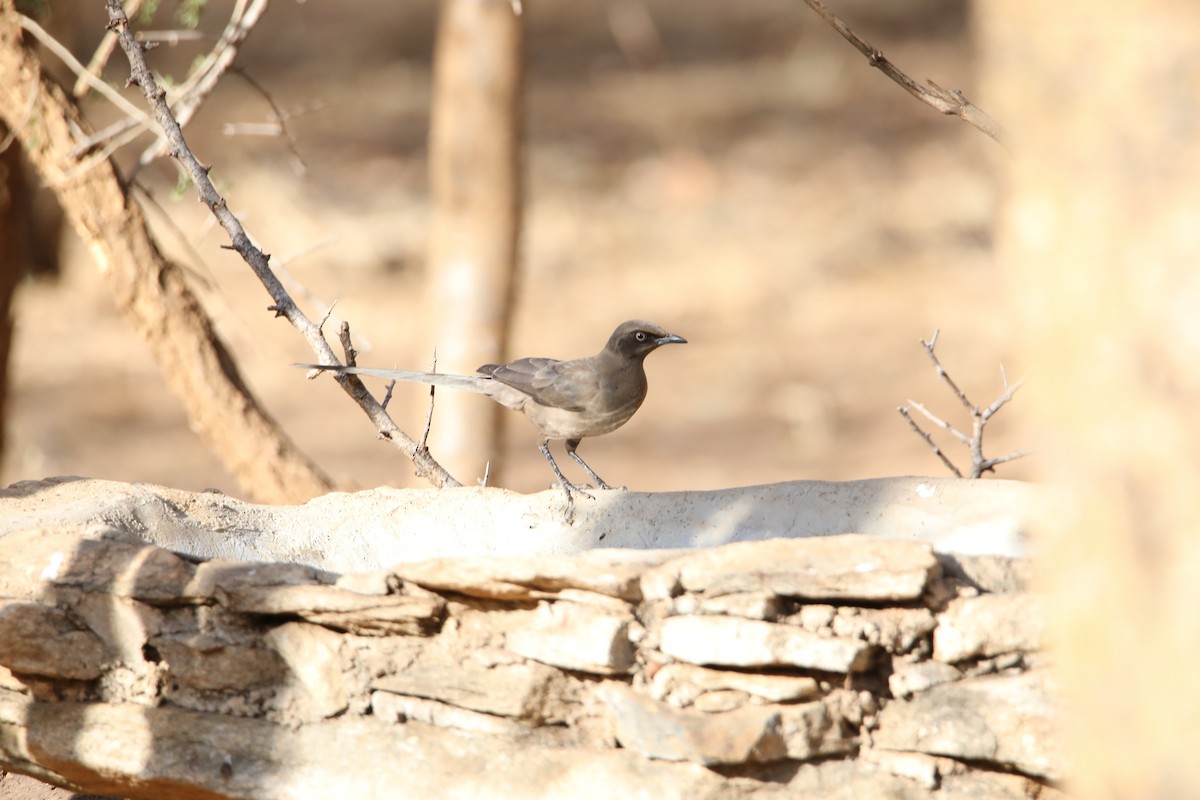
606;320;688;360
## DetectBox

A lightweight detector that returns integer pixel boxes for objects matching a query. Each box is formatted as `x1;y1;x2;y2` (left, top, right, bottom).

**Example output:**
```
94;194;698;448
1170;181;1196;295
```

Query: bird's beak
657;333;687;346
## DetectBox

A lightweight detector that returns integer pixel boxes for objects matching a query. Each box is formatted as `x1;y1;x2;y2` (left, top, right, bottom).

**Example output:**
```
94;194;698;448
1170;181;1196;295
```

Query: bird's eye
635;331;647;342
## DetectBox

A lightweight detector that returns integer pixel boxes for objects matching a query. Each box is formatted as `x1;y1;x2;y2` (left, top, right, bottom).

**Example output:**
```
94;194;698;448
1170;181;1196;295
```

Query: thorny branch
72;0;268;162
898;330;1028;479
74;0;143;98
135;0;268;167
799;0;1010;149
104;0;462;488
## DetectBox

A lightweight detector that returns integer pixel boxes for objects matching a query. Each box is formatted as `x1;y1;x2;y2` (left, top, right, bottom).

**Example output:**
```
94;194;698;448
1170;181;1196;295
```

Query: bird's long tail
294;364;494;394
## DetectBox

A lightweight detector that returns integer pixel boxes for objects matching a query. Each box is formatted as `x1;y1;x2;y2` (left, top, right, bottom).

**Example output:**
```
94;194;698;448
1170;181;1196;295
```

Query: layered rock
0;508;1061;799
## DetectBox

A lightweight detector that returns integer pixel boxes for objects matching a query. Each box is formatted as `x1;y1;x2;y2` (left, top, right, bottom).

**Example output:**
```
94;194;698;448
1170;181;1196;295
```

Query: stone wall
0;506;1061;799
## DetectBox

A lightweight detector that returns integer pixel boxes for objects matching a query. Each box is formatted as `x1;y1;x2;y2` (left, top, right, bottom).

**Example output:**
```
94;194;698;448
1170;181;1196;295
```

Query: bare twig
74;0;143;98
897;406;962;478
105;0;461;488
981;374;1025;422
898;330;1028;478
18;13;149;122
380;380;397;412
136;0;268;167
336;321;357;367
918;332;974;417
72;0;267;160
799;0;1010;149
362;325;397;413
317;299;339;337
980;450;1028;471
227;66;309;176
905;398;971;445
418;352;437;455
66;112;152;162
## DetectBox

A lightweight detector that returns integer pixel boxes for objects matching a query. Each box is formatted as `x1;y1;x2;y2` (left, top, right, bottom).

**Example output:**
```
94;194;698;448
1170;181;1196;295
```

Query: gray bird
296;320;687;496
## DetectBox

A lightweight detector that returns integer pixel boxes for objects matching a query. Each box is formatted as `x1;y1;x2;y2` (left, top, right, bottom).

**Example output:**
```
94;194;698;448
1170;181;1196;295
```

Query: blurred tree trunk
0;132;23;471
979;1;1200;796
425;0;523;486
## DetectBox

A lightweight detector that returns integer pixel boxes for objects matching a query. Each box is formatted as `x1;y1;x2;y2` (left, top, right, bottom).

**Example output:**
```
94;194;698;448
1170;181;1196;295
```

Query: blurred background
2;0;1027;497
9;3;1200;793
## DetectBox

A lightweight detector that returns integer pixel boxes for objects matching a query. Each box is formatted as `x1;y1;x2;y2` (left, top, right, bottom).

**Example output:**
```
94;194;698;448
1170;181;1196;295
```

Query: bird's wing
487;357;600;412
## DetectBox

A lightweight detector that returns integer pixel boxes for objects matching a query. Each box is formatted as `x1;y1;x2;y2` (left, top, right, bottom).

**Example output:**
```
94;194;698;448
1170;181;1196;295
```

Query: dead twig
73;0;143;98
317;299;339;339
897;405;962;478
418;352;437;455
380;380;397;412
73;0;267;161
136;0;268;167
898;330;1028;478
105;0;461;488
799;0;1010;149
336;321;357;368
225;66;310;176
17;13;149;122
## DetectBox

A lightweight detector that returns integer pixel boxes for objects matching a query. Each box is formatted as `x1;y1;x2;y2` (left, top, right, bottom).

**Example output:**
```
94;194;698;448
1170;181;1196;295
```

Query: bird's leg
565;439;616;490
539;441;594;500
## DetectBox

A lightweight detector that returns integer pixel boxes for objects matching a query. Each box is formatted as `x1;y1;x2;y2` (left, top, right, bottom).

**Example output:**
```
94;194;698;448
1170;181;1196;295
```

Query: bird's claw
556;480;596;501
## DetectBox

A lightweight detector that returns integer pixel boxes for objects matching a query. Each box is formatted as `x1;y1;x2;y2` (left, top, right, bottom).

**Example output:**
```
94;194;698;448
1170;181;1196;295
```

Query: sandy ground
3;0;1033;500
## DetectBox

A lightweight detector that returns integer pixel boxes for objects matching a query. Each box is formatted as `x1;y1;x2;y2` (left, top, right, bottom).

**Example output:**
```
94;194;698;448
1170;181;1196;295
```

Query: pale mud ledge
0;476;1062;800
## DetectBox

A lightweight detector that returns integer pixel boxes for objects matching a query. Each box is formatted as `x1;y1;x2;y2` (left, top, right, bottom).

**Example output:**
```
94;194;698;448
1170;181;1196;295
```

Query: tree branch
73;0;142;98
799;0;1010;149
17;13;149;122
135;0;268;168
898;330;1028;478
897;406;963;478
0;0;334;503
70;0;267;162
103;0;462;489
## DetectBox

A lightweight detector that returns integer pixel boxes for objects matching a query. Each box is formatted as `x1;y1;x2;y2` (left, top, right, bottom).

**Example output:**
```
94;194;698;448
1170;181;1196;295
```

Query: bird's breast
525;380;646;441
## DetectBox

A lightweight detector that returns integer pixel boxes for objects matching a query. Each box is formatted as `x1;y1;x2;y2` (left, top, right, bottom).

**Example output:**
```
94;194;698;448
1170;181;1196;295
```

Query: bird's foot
578;470;618;490
542;444;596;501
582;481;624;491
556;479;595;501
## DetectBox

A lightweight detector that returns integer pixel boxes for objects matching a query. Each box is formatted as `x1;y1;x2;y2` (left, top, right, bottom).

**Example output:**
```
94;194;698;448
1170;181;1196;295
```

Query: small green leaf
171;171;193;200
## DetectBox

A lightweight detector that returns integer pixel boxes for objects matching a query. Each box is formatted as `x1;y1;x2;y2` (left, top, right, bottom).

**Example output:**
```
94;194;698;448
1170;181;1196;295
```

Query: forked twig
898;330;1028;478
